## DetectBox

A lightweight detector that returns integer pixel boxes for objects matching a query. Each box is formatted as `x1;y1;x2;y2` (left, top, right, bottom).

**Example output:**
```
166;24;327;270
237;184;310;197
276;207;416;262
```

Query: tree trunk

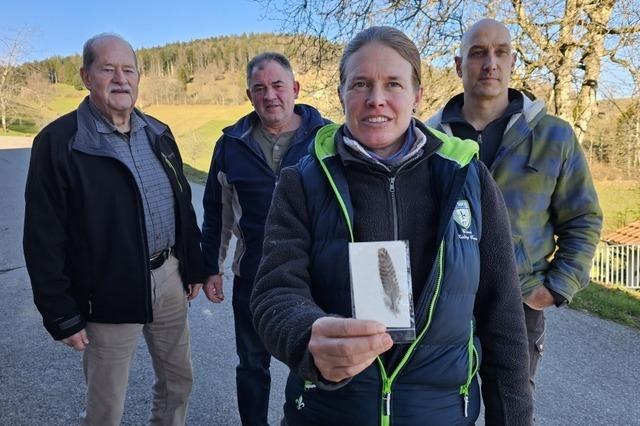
551;0;580;122
1;99;7;133
553;60;575;122
573;1;615;145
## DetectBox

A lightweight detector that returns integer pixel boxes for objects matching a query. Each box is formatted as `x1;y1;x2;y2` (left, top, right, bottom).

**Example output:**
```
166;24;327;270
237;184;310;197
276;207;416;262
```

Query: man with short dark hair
202;52;329;425
24;33;205;425
427;19;602;392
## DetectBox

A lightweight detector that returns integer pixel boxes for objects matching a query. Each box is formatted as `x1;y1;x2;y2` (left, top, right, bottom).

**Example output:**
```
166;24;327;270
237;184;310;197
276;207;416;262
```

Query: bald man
427;19;602;391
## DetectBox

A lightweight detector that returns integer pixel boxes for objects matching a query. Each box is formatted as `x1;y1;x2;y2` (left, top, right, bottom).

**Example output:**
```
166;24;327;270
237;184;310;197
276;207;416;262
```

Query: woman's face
340;42;422;157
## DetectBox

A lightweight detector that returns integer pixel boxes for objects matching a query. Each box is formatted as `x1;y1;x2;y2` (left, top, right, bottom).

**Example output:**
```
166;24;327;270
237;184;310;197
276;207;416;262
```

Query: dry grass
594;179;640;235
46;84;88;116
143;103;254;173
143;103;254;137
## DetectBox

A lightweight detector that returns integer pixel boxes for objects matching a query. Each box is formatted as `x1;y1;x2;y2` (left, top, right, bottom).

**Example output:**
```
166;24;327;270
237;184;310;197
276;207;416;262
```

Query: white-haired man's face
81;37;139;121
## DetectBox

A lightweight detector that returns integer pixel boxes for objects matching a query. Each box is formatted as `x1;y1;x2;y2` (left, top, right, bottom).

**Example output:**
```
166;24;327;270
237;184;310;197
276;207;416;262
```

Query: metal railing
590;243;640;289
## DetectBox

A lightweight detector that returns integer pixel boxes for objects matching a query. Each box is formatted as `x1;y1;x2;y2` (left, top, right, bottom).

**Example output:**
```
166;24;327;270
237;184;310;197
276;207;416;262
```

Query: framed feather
348;240;416;342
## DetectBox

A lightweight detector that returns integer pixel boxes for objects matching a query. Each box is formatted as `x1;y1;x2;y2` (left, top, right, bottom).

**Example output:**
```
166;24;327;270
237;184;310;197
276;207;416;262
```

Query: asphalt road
1;136;639;425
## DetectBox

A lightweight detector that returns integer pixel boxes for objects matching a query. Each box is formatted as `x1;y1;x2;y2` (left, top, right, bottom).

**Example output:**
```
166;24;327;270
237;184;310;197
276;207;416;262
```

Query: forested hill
25;33;337;106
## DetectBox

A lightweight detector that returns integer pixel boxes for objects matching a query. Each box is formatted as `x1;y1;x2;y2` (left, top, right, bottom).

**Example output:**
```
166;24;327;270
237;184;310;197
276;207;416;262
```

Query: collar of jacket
426;89;546;134
73;96;168;157
439;88;523;127
503;92;546;135
313;119;478;169
338;121;428;172
222;103;328;147
500;94;547;172
427;89;547;172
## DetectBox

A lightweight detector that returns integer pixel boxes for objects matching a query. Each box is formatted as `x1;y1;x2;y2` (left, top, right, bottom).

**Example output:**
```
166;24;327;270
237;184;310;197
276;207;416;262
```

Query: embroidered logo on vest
453;200;471;229
454;199;478;242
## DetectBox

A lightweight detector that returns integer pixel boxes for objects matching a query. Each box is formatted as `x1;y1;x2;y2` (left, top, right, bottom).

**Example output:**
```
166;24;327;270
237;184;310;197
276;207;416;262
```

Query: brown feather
378;247;401;315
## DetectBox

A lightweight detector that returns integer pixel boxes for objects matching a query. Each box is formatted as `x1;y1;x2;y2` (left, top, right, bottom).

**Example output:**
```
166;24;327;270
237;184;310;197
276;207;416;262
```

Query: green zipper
313;127;477;425
379;241;445;426
315;148;354;242
459;320;479;417
161;152;183;193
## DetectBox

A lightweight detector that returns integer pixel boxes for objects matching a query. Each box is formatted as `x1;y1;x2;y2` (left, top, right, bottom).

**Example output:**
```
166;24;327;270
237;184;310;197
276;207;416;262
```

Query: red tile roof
604;220;640;244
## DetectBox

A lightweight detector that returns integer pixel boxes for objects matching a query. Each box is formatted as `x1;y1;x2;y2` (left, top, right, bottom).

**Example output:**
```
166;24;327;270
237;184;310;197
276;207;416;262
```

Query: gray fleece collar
342;123;427;172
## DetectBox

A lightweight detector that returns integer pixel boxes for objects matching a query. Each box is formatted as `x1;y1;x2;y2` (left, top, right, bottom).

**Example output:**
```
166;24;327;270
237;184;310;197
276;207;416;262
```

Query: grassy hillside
47;84;87;115
143;103;254;172
572;281;640;330
5;84;87;135
15;86;324;174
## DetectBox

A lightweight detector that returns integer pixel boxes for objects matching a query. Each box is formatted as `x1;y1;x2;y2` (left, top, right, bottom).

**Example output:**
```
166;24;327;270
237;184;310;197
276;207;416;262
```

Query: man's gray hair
82;33;137;70
246;52;294;86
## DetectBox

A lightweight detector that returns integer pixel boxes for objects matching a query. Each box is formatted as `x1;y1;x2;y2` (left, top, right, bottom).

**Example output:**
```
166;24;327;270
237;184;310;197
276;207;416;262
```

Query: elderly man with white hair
24;33;205;425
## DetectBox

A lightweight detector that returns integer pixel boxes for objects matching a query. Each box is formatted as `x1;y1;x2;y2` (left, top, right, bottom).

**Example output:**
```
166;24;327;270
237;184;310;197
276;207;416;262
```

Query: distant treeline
27;33;318;89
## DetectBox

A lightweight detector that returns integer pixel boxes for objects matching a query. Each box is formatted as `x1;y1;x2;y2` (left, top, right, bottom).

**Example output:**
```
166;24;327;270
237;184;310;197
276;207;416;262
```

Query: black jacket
23;100;206;340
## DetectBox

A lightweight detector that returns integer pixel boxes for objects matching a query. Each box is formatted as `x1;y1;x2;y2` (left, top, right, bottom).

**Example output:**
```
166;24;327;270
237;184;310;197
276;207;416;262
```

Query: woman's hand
308;317;393;382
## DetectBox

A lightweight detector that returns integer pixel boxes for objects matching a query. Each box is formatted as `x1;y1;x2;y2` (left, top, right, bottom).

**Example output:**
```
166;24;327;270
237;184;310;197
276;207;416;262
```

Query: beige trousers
81;255;192;426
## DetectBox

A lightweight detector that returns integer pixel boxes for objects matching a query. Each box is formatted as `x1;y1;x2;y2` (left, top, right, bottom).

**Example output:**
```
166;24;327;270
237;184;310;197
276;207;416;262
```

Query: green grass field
572;282;640;330
594;179;640;235
47;84;88;115
143;103;254;173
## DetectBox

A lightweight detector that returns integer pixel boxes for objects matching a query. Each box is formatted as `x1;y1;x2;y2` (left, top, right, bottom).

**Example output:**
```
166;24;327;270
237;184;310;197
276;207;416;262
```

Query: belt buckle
149;248;170;270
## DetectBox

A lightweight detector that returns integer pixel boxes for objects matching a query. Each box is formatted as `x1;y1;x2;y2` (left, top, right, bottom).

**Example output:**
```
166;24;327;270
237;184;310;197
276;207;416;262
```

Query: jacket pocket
513;235;533;276
161;152;184;193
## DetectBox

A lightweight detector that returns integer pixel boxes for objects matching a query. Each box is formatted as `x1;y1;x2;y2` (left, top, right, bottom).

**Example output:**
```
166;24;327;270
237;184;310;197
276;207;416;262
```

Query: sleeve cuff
547;287;568;307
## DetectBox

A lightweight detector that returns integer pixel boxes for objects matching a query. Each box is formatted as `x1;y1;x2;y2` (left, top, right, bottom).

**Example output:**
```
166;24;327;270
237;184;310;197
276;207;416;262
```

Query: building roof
604;220;640;244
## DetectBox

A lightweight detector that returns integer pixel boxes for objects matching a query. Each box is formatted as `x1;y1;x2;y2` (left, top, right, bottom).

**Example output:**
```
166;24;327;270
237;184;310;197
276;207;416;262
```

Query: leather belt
149;248;171;270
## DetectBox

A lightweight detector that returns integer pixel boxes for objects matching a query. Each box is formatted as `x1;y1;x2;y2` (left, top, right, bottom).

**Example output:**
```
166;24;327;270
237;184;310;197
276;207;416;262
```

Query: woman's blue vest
285;124;484;426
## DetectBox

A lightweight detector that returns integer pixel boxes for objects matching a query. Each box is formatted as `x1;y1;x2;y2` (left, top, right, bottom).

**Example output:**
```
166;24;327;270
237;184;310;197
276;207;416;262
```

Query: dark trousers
523;304;546;392
233;275;271;426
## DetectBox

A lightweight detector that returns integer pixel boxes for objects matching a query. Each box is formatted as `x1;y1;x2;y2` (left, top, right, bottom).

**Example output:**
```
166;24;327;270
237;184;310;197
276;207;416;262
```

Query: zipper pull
460;384;470;417
88;300;93;315
383;391;391;416
389;177;396;193
464;394;469;417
